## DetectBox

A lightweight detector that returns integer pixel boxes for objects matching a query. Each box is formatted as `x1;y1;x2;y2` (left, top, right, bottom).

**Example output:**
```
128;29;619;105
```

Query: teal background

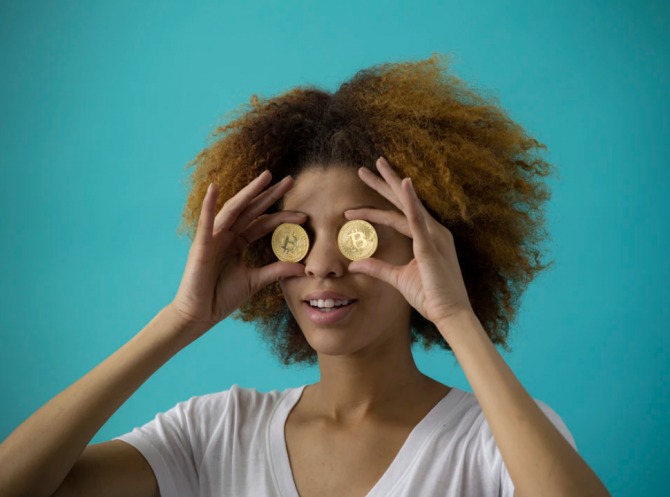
1;0;668;495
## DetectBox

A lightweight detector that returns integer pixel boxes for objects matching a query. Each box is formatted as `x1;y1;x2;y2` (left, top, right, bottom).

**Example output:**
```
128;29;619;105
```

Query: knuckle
223;198;239;212
236;211;251;224
254;213;270;224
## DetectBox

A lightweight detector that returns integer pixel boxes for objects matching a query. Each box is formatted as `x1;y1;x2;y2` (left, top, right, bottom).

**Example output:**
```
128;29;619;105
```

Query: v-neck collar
267;384;466;497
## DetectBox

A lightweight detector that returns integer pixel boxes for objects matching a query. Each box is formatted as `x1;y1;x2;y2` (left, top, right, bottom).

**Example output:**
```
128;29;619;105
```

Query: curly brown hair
176;52;559;368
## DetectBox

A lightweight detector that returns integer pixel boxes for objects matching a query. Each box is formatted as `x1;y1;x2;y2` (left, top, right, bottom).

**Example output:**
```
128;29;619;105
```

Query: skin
278;165;451;495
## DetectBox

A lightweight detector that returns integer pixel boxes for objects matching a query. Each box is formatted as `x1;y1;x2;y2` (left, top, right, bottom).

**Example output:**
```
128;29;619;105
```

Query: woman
0;54;610;497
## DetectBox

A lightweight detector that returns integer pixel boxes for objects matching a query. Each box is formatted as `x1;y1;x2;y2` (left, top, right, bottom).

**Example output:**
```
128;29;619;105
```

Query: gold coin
338;220;378;261
271;223;309;262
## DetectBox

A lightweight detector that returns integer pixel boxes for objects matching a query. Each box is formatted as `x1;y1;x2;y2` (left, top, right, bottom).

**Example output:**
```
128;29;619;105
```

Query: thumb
249;261;305;292
348;258;400;288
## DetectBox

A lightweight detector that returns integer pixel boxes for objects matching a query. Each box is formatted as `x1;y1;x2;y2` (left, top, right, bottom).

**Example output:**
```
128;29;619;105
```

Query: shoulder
148;383;301;432
178;383;298;415
226;383;292;409
472;394;577;452
444;389;576;447
463;390;578;485
431;389;577;461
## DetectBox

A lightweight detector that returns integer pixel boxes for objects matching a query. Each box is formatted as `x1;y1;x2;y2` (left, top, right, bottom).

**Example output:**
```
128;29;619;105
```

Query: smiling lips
301;291;358;324
303;300;358;324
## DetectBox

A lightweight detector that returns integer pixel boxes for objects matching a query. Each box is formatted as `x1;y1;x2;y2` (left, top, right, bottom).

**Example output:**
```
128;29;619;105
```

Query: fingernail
281;175;292;182
295;212;308;216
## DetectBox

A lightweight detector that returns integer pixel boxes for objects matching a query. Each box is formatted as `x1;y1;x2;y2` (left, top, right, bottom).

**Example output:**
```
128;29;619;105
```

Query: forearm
0;304;195;497
439;311;611;497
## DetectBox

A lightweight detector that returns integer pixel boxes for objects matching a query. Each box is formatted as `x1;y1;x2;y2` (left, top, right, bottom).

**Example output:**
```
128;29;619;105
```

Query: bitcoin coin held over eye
271;220;378;262
338;219;378;261
272;223;310;262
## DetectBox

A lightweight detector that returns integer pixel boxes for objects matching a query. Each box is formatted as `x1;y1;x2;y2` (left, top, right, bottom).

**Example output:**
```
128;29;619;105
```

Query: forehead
282;167;393;213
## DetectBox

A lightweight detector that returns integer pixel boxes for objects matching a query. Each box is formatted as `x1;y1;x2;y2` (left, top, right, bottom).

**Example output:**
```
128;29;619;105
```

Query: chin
301;323;372;353
307;340;365;358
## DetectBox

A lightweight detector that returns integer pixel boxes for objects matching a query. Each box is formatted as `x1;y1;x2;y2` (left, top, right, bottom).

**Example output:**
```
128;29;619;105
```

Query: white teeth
308;298;354;308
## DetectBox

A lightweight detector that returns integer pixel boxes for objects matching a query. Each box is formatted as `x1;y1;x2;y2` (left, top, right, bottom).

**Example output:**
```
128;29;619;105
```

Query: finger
375;157;407;210
195;183;218;247
358;166;404;211
213;170;272;234
233;210;307;251
344;208;412;238
347;257;402;288
229;174;295;233
248;261;306;294
376;157;436;229
402;177;434;254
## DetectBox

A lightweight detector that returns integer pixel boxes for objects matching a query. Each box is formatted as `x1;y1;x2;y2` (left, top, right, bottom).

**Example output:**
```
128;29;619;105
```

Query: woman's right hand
169;170;307;337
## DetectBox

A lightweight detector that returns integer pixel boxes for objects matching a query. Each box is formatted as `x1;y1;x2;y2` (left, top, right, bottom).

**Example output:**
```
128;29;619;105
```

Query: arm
0;305;198;497
438;310;611;497
343;160;611;496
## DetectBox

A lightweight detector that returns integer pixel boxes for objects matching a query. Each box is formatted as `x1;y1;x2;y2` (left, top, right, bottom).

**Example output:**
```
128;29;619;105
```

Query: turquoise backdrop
1;1;668;495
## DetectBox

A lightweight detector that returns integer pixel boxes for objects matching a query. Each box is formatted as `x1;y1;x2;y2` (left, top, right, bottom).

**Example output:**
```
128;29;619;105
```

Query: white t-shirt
114;384;577;497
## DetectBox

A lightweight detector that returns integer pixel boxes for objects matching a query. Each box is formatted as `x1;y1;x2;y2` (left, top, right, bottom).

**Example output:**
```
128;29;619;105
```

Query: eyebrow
298;205;383;231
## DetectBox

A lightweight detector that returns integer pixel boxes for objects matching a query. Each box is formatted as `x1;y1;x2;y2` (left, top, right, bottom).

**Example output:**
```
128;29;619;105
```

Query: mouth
303;298;358;311
303;299;358;325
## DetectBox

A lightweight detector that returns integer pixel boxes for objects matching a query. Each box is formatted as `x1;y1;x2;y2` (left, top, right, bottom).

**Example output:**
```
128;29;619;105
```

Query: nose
303;231;348;279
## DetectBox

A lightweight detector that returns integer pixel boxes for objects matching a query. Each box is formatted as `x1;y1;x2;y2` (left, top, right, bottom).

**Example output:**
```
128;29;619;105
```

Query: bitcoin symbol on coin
348;230;369;249
338;220;378;261
272;223;309;262
281;234;297;253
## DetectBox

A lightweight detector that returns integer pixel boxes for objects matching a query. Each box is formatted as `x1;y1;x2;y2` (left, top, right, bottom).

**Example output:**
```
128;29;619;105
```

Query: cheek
280;279;310;315
362;285;411;328
279;281;296;309
376;238;413;265
361;277;410;312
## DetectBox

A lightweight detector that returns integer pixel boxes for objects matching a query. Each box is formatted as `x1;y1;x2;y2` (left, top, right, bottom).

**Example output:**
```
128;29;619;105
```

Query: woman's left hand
345;157;474;333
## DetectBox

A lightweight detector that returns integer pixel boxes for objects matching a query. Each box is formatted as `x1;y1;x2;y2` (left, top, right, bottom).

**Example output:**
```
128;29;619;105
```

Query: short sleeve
479;398;578;497
113;392;229;497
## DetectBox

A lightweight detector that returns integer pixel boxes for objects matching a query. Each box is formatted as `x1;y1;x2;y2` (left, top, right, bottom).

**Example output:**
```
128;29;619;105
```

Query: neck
306;331;437;425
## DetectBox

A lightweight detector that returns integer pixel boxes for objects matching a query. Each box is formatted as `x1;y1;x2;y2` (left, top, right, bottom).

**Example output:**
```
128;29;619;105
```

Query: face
279;166;415;357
